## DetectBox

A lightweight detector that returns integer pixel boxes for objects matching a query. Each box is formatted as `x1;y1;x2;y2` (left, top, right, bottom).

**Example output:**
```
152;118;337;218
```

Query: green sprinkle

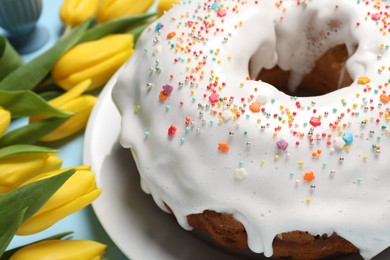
289;171;295;176
180;137;185;143
165;105;171;111
144;131;150;138
239;160;244;167
134;105;141;113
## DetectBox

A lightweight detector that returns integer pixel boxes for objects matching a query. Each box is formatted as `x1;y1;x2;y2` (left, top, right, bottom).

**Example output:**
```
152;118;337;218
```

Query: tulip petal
97;0;154;22
60;0;100;27
48;79;91;108
9;240;106;260
34;170;96;215
52;34;133;85
17;189;102;235
157;0;180;15
40;95;96;142
22;165;91;185
0;154;62;193
0;106;10;137
57;48;134;90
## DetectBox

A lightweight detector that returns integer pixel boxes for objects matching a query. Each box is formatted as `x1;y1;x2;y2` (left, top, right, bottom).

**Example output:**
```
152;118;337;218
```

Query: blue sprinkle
342;132;353;144
155;22;163;31
211;3;220;10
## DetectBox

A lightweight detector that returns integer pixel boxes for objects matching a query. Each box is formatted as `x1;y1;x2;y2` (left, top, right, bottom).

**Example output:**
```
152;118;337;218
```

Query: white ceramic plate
83;72;255;260
84;72;389;260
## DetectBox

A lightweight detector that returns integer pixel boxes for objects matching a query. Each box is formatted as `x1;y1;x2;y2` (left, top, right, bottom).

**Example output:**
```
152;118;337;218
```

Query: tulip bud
52;34;134;91
30;79;97;142
157;0;180;16
60;0;100;27
0;153;62;193
17;166;102;235
97;0;155;23
9;240;106;260
0;106;11;137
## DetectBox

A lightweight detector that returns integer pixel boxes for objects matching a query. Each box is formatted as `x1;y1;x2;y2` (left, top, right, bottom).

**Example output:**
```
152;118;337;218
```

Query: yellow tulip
52;34;134;91
9;240;106;260
17;166;102;235
60;0;100;27
157;0;180;16
97;0;154;23
0;106;11;137
0;153;62;193
30;79;97;142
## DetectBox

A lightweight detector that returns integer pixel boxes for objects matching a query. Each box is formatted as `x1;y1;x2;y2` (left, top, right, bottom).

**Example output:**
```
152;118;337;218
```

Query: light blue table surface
3;0;128;259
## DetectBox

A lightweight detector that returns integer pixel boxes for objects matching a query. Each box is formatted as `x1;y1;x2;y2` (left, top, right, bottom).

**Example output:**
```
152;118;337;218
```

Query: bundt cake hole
256;44;353;97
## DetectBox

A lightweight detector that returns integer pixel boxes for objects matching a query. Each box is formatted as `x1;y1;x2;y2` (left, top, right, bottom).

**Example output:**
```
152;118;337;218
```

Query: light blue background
4;0;128;258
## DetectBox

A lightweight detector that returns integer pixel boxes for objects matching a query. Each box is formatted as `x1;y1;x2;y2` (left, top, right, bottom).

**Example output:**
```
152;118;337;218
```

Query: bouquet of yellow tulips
0;0;178;258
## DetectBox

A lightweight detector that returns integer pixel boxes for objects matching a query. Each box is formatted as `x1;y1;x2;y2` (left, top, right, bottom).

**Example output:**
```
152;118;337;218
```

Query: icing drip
113;0;390;258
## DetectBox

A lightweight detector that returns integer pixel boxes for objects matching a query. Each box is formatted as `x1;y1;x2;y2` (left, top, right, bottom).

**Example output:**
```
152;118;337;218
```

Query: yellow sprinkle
260;160;265;167
273;132;278;137
298;161;304;166
357;76;371;85
191;89;195;95
306;197;312;203
274;154;279;160
257;118;261;123
344;145;350;151
356;93;360;98
353;103;358;109
362;155;368;160
240;82;245;87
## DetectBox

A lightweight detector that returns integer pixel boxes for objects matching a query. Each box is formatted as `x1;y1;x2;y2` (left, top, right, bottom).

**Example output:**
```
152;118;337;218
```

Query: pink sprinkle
309;117;321;127
168;125;177;137
371;13;381;21
217;9;227;17
209;93;219;104
162;84;173;95
276;139;288;151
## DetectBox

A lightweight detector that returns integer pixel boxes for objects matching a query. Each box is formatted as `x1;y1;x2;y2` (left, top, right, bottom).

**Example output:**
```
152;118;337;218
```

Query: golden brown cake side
188;210;359;259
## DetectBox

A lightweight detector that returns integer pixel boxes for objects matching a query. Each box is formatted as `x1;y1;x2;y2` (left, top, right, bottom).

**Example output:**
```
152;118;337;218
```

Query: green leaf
0;90;71;117
79;13;156;43
0;168;75;223
1;231;73;259
0;144;58;160
0;209;26;256
0;36;23;81
0;169;75;256
0;117;69;147
39;90;63;101
0;19;92;91
126;20;153;44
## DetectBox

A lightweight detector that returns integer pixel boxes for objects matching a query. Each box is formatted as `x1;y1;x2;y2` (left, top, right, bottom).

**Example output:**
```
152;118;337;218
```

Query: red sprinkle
168;125;177;137
217;9;227;17
309;116;321;127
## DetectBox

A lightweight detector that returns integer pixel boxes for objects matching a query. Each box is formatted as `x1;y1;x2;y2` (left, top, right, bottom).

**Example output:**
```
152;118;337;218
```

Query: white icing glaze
112;0;390;258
